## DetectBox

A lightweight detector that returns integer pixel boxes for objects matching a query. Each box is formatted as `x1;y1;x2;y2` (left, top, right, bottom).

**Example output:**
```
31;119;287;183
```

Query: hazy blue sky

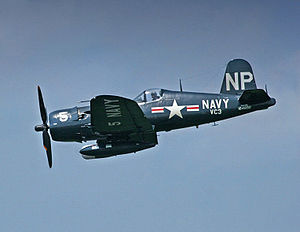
0;0;299;231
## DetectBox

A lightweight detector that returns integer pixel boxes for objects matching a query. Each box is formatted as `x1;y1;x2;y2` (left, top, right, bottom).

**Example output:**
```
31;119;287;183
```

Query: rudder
220;59;257;94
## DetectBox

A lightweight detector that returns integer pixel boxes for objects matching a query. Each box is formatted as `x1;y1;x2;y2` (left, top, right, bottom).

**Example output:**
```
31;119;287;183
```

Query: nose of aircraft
48;108;83;142
34;124;48;132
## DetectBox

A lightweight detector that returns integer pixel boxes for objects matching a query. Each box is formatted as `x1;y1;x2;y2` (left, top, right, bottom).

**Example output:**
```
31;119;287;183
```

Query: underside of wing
90;95;157;145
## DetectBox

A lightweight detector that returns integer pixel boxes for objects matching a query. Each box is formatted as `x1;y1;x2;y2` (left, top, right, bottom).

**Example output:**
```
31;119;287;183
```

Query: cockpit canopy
134;88;164;103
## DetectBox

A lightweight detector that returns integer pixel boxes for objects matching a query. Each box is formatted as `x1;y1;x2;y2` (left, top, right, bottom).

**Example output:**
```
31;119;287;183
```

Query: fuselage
48;89;275;142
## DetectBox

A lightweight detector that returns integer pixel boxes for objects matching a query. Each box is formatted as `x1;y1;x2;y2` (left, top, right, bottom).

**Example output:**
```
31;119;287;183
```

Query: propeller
35;86;52;168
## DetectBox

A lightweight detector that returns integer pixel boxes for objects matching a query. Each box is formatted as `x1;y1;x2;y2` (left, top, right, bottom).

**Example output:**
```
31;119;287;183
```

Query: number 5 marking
108;121;121;126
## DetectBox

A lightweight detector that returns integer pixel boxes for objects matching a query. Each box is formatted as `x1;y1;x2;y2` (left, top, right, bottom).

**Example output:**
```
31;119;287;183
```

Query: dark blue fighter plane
35;59;276;168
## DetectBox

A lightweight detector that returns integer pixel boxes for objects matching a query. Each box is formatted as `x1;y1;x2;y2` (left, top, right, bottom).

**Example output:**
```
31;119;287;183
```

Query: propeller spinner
35;86;52;168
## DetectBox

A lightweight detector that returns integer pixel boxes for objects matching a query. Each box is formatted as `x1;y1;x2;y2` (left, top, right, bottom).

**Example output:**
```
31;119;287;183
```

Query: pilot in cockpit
151;92;159;101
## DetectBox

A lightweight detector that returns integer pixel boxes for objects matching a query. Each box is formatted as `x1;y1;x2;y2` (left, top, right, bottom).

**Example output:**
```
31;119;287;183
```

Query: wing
90;95;157;144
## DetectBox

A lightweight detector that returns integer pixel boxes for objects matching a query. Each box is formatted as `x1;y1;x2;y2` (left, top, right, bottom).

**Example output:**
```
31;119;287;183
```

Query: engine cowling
80;142;156;159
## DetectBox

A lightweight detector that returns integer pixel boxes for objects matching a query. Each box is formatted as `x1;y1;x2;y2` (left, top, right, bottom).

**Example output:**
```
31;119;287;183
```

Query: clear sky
0;0;299;231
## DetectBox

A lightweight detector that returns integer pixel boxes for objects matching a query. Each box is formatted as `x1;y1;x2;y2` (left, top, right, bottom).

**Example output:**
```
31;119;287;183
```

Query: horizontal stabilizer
239;89;270;105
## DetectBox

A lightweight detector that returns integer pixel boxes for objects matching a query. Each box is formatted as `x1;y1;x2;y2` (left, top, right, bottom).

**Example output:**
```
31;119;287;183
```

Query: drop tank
80;142;156;159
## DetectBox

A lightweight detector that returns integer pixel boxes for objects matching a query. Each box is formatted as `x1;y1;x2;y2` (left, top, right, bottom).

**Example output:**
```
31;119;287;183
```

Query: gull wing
90;95;157;144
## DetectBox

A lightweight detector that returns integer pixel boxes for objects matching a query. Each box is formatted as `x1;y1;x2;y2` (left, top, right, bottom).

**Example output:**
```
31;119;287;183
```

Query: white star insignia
165;99;185;119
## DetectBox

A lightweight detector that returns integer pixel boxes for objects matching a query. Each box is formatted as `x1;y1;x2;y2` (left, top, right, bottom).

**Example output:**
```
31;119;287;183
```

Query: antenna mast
179;79;183;92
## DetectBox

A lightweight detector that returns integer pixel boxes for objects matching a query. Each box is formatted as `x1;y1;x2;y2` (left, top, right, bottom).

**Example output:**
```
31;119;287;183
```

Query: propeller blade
42;130;52;168
37;86;48;125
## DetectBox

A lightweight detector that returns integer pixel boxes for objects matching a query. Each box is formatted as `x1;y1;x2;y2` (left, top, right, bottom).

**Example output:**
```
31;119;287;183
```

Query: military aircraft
35;59;276;168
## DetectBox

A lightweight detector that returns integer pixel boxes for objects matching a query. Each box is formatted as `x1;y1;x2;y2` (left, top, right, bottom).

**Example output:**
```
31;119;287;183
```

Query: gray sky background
0;0;299;231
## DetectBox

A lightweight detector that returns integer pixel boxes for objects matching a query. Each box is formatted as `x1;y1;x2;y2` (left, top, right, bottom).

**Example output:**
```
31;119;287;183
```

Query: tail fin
220;59;257;94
